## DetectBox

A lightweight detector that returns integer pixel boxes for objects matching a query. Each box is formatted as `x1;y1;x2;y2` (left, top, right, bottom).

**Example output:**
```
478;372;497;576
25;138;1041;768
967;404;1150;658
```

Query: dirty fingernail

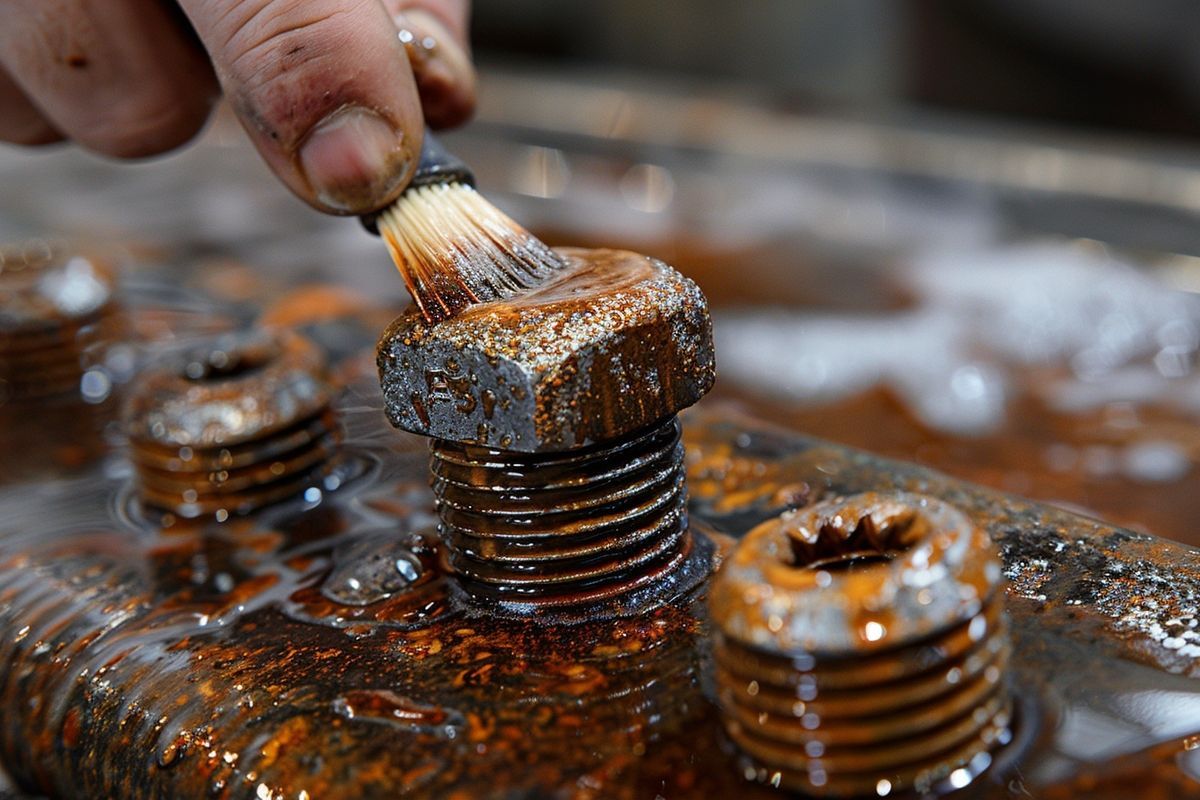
299;106;412;214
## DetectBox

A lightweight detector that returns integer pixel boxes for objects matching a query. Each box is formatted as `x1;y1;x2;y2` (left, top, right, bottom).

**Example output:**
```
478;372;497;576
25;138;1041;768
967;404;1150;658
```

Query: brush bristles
378;183;565;323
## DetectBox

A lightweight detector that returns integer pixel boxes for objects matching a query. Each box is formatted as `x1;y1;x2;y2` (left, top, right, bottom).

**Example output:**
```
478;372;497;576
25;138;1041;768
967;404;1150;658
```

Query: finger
0;0;218;158
0;67;62;146
179;0;424;215
385;0;475;128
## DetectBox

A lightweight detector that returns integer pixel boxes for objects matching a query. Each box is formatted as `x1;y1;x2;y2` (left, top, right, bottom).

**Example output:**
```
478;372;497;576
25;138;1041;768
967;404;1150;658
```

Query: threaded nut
124;329;338;518
0;240;116;405
711;492;1011;796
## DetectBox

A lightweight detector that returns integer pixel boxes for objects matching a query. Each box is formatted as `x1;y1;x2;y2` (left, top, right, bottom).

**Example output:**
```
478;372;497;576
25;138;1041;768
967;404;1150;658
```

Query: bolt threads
131;408;339;519
431;417;692;611
710;493;1013;796
0;305;114;404
715;595;1011;797
0;243;117;406
126;331;339;520
710;494;1012;796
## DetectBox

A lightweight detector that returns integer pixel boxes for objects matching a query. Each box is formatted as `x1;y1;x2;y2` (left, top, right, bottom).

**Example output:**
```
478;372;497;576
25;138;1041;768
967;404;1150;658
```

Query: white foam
1122;441;1191;484
716;241;1200;437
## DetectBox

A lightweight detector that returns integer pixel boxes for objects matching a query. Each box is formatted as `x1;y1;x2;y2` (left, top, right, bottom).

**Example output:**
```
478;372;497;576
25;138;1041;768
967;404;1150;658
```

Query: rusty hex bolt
710;492;1012;797
125;329;338;520
377;248;716;614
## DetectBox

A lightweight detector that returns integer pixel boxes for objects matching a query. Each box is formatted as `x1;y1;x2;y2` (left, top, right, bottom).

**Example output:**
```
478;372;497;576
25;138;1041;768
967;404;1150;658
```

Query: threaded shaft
131;408;339;519
431;417;692;612
715;601;1011;796
125;331;339;521
710;492;1012;797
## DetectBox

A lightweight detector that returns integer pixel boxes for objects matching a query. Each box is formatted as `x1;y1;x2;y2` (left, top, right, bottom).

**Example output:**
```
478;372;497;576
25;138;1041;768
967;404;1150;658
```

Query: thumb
180;0;423;215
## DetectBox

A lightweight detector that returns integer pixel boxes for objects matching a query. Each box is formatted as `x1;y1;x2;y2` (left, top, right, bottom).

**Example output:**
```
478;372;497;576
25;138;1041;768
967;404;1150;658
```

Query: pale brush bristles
378;183;565;323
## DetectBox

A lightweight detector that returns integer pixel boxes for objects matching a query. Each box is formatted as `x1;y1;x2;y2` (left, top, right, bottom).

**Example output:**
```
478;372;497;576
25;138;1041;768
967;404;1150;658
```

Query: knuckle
215;0;379;140
219;1;365;88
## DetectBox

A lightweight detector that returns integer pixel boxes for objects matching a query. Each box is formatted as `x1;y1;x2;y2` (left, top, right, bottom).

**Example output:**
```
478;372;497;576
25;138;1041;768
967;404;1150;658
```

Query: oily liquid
0;337;1198;797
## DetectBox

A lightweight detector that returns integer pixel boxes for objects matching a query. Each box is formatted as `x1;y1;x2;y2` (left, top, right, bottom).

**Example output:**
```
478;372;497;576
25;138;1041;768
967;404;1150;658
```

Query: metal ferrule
360;131;475;235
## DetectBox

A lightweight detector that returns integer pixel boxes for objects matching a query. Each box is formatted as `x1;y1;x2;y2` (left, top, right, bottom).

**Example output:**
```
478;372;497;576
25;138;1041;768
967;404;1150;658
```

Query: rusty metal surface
0;334;1199;796
2;69;1200;798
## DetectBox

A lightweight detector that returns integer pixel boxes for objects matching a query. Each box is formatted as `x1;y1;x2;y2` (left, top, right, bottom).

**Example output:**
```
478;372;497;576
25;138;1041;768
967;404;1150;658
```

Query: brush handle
360;131;475;235
410;132;475;189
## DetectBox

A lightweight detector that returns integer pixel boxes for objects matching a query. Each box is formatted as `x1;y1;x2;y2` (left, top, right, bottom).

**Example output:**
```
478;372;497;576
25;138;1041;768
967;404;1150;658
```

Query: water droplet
332;689;463;736
321;533;425;607
80;368;111;404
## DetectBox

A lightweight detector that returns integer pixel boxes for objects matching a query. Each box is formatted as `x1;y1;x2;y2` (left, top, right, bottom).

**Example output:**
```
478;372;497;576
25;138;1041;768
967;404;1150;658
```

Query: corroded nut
0;239;114;330
710;492;1011;797
376;247;715;453
124;329;339;518
125;329;332;449
0;239;116;403
711;492;1002;655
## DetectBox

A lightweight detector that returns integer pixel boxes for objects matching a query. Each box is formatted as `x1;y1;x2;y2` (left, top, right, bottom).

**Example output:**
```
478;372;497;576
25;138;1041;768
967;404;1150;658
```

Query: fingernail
298;106;411;214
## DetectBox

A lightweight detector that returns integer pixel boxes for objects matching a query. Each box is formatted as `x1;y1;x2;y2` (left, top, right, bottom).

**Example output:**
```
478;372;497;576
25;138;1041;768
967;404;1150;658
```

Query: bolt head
376;248;715;452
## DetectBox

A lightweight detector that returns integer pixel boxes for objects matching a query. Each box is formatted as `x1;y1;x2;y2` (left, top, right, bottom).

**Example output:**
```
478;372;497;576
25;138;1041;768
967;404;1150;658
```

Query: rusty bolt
125;329;339;519
376;246;716;614
710;492;1012;797
0;239;116;404
376;247;715;453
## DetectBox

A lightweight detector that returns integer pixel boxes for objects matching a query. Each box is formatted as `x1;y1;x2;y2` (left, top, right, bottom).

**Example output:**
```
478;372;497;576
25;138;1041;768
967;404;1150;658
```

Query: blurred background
5;0;1200;548
458;0;1200;545
473;0;1200;137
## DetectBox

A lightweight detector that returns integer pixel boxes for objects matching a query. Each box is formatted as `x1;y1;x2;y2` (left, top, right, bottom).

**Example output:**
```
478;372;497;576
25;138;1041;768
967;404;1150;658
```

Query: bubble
321;534;425;607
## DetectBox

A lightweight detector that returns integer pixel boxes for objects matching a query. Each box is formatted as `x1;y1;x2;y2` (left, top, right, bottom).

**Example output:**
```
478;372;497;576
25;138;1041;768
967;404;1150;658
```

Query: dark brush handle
360;131;475;235
410;132;475;189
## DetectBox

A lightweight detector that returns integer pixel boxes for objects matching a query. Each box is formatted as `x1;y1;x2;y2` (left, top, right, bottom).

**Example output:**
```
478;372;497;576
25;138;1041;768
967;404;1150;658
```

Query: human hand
0;0;475;215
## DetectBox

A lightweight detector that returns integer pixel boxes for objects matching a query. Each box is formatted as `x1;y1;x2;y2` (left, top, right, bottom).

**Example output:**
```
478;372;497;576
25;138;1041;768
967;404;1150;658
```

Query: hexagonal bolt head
377;247;715;452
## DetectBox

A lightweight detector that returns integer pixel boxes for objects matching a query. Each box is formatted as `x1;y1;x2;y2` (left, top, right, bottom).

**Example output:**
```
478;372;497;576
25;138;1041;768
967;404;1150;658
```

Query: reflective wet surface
4;73;1200;797
0;293;1199;795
